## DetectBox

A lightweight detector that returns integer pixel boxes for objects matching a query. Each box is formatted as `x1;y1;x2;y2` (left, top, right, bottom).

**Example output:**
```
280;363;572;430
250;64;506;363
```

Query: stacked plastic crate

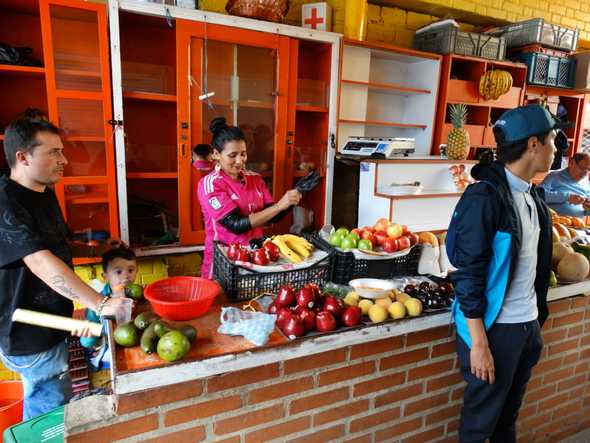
485;18;579;89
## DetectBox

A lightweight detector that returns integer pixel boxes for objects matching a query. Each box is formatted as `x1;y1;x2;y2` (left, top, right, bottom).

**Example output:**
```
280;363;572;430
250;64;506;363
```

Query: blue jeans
0;340;72;420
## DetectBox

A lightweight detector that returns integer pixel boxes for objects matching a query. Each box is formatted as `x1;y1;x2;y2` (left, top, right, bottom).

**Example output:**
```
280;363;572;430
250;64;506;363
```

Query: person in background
0;115;128;419
446;104;559;442
80;247;137;369
192;143;213;172
197;117;301;279
539;151;590;217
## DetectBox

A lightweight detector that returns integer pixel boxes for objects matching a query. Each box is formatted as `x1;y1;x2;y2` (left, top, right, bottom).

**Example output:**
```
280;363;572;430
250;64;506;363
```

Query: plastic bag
218;307;276;347
418;244;441;275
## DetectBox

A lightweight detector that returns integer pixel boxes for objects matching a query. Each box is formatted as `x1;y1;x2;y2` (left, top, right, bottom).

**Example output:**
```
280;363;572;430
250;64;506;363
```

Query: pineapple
446;104;470;160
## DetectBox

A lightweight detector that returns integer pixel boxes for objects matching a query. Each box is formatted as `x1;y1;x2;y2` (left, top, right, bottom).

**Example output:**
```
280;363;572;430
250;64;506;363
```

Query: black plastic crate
315;236;422;285
512;52;576;88
413;23;506;60
213;234;333;301
486;18;579;52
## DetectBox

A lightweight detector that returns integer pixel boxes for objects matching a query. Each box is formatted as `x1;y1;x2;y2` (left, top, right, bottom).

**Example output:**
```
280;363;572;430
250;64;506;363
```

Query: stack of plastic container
485;18;579;89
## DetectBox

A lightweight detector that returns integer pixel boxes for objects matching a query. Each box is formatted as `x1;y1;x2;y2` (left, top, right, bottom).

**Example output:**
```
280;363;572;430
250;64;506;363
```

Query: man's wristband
96;296;110;316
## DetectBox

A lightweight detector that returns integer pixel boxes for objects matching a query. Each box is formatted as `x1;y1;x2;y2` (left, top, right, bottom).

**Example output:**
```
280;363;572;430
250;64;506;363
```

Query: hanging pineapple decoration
446;104;470;160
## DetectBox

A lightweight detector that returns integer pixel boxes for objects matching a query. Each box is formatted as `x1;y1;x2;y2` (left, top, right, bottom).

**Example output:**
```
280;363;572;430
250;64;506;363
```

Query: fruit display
549;207;590;283
328;220;418;255
479;70;513;101
267;283;363;339
114;311;196;362
446;104;470;161
225;235;314;266
449;164;474;191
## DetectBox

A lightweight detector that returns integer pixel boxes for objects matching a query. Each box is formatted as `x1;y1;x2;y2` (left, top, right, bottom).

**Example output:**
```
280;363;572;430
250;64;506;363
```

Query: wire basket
213;234;332;301
316;235;423;285
226;0;288;23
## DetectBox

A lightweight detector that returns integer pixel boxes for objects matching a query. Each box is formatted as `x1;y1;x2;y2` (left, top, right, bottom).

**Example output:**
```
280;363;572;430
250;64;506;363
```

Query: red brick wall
67;295;590;443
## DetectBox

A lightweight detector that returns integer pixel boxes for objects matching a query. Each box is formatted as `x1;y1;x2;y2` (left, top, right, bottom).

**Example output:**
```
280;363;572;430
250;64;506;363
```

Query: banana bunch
271;235;314;263
479;70;513;101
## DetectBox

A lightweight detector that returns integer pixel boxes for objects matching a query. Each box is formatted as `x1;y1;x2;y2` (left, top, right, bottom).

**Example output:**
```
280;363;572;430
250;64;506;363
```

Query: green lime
125;283;144;300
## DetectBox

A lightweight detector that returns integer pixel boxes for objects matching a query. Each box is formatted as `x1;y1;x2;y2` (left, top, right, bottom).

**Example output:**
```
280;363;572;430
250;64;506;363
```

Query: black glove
295;170;321;193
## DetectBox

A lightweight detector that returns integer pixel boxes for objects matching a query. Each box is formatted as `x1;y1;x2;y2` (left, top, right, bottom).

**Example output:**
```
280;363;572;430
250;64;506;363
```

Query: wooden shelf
342;79;431;96
65;136;105;143
375;190;465;200
339;119;427;129
296;105;328;113
123;91;177;102
127;172;178;179
238;100;273;110
57;69;101;78
66;193;109;205
73;257;102;265
0;64;45;77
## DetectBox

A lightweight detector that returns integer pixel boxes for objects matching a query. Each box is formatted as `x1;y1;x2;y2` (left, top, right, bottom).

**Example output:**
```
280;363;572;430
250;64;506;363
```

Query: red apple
362;226;375;234
398;236;411;251
304;283;322;302
236;248;251;262
276;307;293;329
227;243;241;261
282;316;306;339
408;233;419;246
263;241;280;262
341;306;362;327
315;311;337;332
296;287;316;309
252;248;269;266
298;308;316;331
268;301;279;315
323;295;344;318
362;232;376;247
374;231;388;247
402;225;410;235
276;285;295;307
383;237;399;253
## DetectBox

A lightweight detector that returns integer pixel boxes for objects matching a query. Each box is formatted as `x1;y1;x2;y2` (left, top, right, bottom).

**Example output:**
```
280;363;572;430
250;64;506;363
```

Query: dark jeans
457;320;543;443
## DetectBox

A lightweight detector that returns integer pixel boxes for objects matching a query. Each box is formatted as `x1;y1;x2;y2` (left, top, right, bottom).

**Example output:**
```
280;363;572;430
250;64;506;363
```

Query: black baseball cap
493;104;572;145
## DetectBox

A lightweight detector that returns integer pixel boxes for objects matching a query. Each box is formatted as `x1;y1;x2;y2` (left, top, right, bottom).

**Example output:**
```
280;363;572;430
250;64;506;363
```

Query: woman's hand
277;189;302;211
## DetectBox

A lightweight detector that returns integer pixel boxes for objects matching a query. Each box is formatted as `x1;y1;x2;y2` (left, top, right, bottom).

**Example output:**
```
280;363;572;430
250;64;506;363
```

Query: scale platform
341;136;415;158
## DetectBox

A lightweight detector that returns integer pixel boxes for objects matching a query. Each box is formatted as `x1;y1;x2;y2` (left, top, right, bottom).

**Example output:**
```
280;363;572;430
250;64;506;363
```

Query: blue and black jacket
446;161;552;348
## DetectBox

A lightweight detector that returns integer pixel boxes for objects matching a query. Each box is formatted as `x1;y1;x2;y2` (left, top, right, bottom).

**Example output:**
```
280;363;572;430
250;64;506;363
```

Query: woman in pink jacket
198;118;301;279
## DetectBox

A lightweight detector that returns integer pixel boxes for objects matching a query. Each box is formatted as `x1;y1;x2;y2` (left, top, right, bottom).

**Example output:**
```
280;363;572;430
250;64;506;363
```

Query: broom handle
12;309;103;337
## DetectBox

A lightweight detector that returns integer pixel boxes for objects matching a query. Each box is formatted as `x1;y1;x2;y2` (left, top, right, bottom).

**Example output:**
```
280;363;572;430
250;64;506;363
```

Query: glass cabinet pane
195;40;277;191
63;140;106;176
57;98;104;138
50;5;102;91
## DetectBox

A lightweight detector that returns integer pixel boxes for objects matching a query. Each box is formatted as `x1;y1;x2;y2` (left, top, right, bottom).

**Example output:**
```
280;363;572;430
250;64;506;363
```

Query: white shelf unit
338;42;441;156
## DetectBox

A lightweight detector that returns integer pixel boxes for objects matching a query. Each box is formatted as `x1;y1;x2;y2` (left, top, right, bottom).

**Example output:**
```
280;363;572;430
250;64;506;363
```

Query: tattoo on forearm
50;275;80;301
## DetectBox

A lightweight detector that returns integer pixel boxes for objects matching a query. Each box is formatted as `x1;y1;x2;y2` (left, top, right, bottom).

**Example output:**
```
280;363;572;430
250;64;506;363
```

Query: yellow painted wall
199;0;590;48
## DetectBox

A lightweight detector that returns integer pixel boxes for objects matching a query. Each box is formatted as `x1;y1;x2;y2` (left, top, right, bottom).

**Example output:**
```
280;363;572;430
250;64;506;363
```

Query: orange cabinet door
176;20;291;245
40;0;118;263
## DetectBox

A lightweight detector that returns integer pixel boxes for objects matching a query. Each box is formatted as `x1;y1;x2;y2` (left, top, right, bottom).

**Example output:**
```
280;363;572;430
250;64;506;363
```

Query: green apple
358;239;373;251
348;232;360;242
329;233;343;247
335;227;350;237
340;236;356;250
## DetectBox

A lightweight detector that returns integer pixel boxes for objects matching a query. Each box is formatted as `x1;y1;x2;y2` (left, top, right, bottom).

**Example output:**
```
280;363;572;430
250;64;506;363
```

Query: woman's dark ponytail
209;117;246;152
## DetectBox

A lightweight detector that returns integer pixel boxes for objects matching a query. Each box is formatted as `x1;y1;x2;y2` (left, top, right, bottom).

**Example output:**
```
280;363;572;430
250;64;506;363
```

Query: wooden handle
12;309;103;337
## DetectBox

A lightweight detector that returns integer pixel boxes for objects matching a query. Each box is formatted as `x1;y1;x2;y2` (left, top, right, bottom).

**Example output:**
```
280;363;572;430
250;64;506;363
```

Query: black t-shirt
0;176;73;355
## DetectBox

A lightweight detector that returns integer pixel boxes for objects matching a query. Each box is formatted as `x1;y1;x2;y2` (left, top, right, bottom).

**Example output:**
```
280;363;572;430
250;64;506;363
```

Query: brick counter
66;293;590;443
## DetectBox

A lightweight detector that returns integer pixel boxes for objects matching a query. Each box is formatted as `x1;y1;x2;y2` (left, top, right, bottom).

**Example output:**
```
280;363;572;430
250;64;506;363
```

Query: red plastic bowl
144;277;220;321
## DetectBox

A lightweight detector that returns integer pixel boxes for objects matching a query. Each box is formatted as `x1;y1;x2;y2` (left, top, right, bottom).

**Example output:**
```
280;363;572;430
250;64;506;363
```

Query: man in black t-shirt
0;116;127;420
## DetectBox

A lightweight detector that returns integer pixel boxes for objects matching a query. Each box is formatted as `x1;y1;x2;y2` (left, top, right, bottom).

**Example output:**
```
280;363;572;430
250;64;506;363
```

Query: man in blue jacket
446;104;563;442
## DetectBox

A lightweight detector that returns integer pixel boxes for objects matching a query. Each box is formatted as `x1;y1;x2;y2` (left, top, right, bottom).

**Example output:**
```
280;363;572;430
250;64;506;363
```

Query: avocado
134;311;160;330
140;321;160;354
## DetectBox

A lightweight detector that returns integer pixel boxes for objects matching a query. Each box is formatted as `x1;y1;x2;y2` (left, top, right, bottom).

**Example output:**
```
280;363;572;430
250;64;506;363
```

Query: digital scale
341;136;415;158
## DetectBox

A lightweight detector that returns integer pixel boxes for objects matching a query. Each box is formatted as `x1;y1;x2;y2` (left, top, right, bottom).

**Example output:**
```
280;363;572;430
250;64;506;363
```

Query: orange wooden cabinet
432;54;527;158
0;0;118;264
110;4;341;251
